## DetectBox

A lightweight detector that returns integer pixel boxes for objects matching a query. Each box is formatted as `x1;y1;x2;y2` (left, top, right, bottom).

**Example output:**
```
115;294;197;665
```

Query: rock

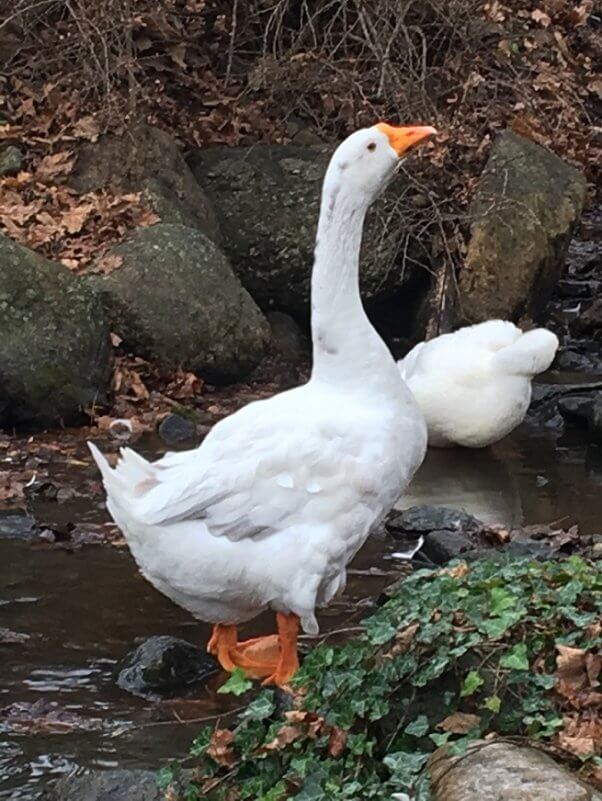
158;413;197;445
0;512;36;539
387;506;483;538
0;145;23;176
588;395;602;445
188;144;429;314
573;297;602;335
429;740;602;801
71;125;220;241
421;529;473;564
44;770;163;801
558;395;594;426
94;224;270;383
505;537;554;560
459;130;587;324
267;311;309;360
556;347;602;373
0;233;111;426
557;278;601;300
117;635;218;698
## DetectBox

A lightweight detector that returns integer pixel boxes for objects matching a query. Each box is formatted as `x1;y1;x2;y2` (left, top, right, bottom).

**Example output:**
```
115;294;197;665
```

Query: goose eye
367;142;376;152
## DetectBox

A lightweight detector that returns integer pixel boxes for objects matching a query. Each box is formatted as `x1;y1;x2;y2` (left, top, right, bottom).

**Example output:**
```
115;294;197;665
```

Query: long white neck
310;179;401;394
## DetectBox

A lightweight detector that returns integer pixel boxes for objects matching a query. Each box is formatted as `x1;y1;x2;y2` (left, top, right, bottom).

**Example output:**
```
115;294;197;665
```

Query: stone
558;395;594;426
422;529;473;564
44;770;163;801
556;348;602;373
267;311;309;360
387;506;483;538
573;298;602;335
429;740;602;801
588;395;602;445
458;130;587;324
188;144;429;315
158;413;197;445
0;145;23;176
117;635;218;699
0;512;36;539
70;125;220;241
93;224;270;383
0;233;111;426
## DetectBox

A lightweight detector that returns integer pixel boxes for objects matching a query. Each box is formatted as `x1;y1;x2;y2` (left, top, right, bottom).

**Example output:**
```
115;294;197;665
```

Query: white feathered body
398;320;558;448
92;377;425;635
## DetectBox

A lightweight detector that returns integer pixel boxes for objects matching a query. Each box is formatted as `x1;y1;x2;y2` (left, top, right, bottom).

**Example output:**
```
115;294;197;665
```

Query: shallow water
1;418;601;799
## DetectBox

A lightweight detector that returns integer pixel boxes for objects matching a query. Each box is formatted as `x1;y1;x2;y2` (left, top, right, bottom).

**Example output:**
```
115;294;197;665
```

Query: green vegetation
160;556;601;800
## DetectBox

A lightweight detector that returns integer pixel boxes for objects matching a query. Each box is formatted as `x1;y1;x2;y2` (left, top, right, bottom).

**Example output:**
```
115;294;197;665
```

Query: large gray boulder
70;125;220;241
458;130;587;324
0;233;111;426
429;740;601;801
95;224;270;383
188;144;429;315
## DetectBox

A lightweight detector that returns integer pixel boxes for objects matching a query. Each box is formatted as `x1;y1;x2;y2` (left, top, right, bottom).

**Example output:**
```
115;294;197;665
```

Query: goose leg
262;613;300;687
207;624;238;672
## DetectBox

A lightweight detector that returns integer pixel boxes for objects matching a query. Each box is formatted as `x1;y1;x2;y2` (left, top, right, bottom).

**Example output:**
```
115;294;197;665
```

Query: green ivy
165;556;601;800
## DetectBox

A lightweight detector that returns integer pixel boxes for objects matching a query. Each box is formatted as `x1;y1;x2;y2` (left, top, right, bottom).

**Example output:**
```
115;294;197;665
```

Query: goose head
322;123;437;211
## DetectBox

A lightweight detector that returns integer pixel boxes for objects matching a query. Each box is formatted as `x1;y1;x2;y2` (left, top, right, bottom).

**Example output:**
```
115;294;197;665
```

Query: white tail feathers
88;442;157;499
491;329;559;378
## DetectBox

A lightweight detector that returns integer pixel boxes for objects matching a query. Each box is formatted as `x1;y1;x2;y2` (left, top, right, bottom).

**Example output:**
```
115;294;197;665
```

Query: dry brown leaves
207;728;236;768
553;644;602;760
0;162;159;273
1;700;101;734
438;712;482;734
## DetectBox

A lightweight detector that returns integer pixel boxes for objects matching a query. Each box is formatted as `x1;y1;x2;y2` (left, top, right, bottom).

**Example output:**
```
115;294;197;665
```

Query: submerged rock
387;506;483;538
117;635;218;698
44;770;163;801
429;740;602;801
94;224;270;383
573;297;602;335
0;512;36;539
188;144;429;314
459;130;587;324
158;413;197;445
0;233;111;426
421;529;473;564
71;124;220;240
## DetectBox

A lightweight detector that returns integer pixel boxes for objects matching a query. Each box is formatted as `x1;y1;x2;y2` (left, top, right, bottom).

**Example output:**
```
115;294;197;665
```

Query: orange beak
375;123;437;156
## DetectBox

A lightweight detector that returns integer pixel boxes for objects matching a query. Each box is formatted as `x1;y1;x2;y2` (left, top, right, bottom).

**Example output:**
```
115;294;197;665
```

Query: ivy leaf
217;668;253;696
240;691;275;721
404;714;430;737
500;642;529;671
364;617;397;645
489;587;516;615
461;670;484;697
384;751;429;784
483;695;501;713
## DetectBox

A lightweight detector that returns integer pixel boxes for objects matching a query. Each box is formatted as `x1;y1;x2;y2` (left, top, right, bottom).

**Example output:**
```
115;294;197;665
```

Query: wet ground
2;415;601;800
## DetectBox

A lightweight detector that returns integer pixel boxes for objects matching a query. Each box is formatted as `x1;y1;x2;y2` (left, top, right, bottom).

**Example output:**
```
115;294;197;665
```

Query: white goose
89;122;434;686
398;320;559;448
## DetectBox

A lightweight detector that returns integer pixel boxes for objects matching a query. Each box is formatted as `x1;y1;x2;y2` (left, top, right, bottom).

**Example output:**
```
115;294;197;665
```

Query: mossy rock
0;233;111;427
459;130;587;324
188;144;430;315
95;224;270;383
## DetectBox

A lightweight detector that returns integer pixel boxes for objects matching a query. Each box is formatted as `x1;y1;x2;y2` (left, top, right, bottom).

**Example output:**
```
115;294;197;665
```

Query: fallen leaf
35;151;74;182
94;252;123;274
443;563;470;580
207;728;236;767
327;726;348;758
1;700;101;734
558;732;596;758
264;725;303;751
73;115;101;142
531;9;552;26
438;712;481;734
61;203;94;234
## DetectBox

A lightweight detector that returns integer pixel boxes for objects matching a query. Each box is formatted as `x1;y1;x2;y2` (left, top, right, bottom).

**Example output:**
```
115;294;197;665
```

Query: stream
2;412;601;799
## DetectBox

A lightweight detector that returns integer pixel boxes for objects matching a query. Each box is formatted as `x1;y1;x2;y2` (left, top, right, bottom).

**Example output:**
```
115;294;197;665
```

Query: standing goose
89;122;434;687
398;320;559;448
